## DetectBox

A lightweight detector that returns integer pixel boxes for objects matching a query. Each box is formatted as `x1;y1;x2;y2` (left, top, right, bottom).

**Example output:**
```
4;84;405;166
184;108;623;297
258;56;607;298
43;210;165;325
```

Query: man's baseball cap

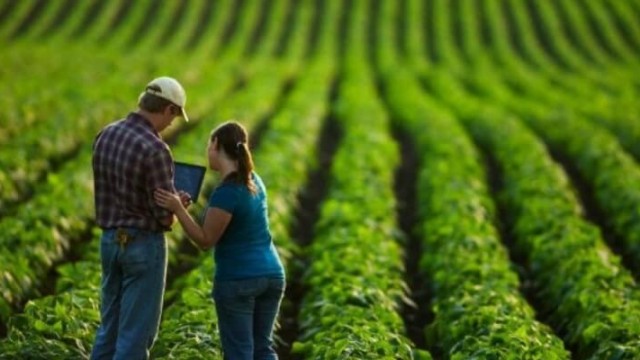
143;76;189;121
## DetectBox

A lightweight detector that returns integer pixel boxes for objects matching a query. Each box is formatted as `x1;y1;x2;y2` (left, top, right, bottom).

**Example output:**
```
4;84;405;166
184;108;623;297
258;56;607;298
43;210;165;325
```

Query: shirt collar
128;112;160;138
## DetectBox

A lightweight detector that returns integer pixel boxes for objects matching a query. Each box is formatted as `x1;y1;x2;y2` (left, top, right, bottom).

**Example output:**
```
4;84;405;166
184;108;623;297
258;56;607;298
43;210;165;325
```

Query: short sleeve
208;185;238;213
145;146;175;220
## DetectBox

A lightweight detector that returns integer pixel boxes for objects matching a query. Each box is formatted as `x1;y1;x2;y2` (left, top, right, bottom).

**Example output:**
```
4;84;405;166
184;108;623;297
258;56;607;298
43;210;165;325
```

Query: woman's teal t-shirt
208;172;284;281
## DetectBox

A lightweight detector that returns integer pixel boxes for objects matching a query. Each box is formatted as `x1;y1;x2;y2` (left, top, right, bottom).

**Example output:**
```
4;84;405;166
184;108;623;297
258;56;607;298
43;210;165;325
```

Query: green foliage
0;289;99;359
1;0;640;358
381;68;570;358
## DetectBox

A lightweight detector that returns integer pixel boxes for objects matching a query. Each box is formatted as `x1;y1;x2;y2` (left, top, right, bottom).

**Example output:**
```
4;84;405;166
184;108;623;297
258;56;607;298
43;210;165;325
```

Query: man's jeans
213;277;286;360
91;228;168;360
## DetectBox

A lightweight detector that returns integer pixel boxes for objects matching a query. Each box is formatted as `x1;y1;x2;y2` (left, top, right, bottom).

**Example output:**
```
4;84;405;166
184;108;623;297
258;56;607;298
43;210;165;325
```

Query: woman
154;121;285;360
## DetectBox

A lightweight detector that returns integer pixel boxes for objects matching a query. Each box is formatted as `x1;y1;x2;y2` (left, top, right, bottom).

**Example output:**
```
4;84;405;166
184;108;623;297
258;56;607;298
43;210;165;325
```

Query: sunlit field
1;1;640;359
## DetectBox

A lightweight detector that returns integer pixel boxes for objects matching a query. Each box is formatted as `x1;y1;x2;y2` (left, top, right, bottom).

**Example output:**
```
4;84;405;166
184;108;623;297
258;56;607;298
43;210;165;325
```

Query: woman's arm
154;189;232;249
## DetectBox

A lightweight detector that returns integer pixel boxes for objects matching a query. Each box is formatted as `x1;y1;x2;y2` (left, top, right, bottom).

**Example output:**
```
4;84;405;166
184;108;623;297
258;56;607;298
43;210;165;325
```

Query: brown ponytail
210;121;257;194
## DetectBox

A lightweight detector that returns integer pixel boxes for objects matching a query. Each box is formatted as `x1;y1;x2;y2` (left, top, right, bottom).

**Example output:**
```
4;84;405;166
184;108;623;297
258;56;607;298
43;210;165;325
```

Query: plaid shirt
92;112;175;231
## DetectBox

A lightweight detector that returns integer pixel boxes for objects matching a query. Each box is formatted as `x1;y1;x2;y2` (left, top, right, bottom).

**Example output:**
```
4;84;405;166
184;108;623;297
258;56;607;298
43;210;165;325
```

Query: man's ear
167;104;179;116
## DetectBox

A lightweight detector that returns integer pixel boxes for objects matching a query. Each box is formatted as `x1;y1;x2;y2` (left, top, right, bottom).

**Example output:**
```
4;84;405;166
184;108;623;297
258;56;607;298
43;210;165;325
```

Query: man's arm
159;214;175;227
146;146;176;229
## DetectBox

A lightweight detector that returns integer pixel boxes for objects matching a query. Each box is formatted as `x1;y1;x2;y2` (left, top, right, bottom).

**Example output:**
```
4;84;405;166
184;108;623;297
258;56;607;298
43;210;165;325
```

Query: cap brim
180;108;189;122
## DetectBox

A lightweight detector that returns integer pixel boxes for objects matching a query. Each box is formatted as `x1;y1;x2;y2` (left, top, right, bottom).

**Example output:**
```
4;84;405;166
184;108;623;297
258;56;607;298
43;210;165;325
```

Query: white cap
143;76;189;121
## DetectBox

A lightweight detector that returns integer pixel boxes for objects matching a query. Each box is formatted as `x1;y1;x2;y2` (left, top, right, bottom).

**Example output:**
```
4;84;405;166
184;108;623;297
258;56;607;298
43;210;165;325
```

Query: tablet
174;161;206;201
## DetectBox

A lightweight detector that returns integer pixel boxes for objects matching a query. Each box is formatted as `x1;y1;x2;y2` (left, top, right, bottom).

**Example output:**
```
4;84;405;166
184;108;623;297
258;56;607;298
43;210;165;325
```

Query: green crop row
1;0;640;358
422;67;640;359
467;69;640;277
290;2;422;359
0;148;93;321
380;64;568;358
407;0;640;277
561;0;640;71
404;0;640;355
528;0;638;89
605;1;640;53
475;0;640;161
381;3;568;355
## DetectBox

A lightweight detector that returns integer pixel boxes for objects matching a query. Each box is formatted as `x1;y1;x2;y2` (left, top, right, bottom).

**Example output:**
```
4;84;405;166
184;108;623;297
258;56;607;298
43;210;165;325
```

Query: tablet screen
174;161;206;201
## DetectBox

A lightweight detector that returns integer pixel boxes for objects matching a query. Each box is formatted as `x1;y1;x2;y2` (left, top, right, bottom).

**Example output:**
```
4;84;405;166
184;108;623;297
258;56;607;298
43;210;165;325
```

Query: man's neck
136;110;162;132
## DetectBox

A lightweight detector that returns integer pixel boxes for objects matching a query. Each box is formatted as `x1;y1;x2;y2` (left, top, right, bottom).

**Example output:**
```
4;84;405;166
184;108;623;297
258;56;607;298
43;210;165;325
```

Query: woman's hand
178;190;193;208
154;189;184;212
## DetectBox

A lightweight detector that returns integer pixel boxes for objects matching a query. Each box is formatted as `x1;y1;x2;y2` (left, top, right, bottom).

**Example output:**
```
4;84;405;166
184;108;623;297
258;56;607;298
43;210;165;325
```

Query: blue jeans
213;277;286;360
91;228;168;360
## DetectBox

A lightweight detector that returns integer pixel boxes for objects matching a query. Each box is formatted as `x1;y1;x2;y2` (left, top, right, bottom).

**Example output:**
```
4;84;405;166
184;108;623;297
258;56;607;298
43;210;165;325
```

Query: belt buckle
115;228;131;250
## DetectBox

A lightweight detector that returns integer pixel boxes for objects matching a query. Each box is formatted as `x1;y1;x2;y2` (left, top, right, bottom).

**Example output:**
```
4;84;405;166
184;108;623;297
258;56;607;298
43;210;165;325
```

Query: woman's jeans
213;277;286;360
90;228;168;360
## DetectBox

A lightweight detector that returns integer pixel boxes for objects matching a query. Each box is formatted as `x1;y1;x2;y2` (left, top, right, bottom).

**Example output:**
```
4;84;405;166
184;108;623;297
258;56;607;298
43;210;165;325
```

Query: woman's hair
211;121;257;194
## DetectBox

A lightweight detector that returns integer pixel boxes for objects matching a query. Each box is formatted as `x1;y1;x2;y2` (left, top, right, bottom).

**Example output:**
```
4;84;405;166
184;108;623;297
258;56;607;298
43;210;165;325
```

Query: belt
115;228;133;250
113;227;160;250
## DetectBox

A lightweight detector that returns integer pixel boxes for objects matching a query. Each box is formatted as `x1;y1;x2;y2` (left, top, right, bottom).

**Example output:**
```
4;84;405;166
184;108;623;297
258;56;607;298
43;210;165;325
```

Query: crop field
1;0;640;359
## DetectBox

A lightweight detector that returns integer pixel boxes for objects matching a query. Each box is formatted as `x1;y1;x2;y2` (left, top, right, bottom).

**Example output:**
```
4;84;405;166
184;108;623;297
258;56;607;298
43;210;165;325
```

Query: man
91;76;191;359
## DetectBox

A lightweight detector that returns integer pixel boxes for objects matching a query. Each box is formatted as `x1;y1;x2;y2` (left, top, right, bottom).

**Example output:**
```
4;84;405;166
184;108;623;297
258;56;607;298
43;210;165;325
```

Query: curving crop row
488;0;640;163
396;4;568;355
0;1;34;40
124;0;187;52
445;0;640;276
70;0;131;44
37;0;101;43
463;65;640;278
424;68;640;359
523;0;636;89
8;0;62;41
578;0;640;65
379;64;568;358
410;0;638;358
481;0;637;103
0;148;94;321
402;0;640;355
606;1;640;53
477;0;640;162
553;0;620;68
291;72;416;358
289;2;421;359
